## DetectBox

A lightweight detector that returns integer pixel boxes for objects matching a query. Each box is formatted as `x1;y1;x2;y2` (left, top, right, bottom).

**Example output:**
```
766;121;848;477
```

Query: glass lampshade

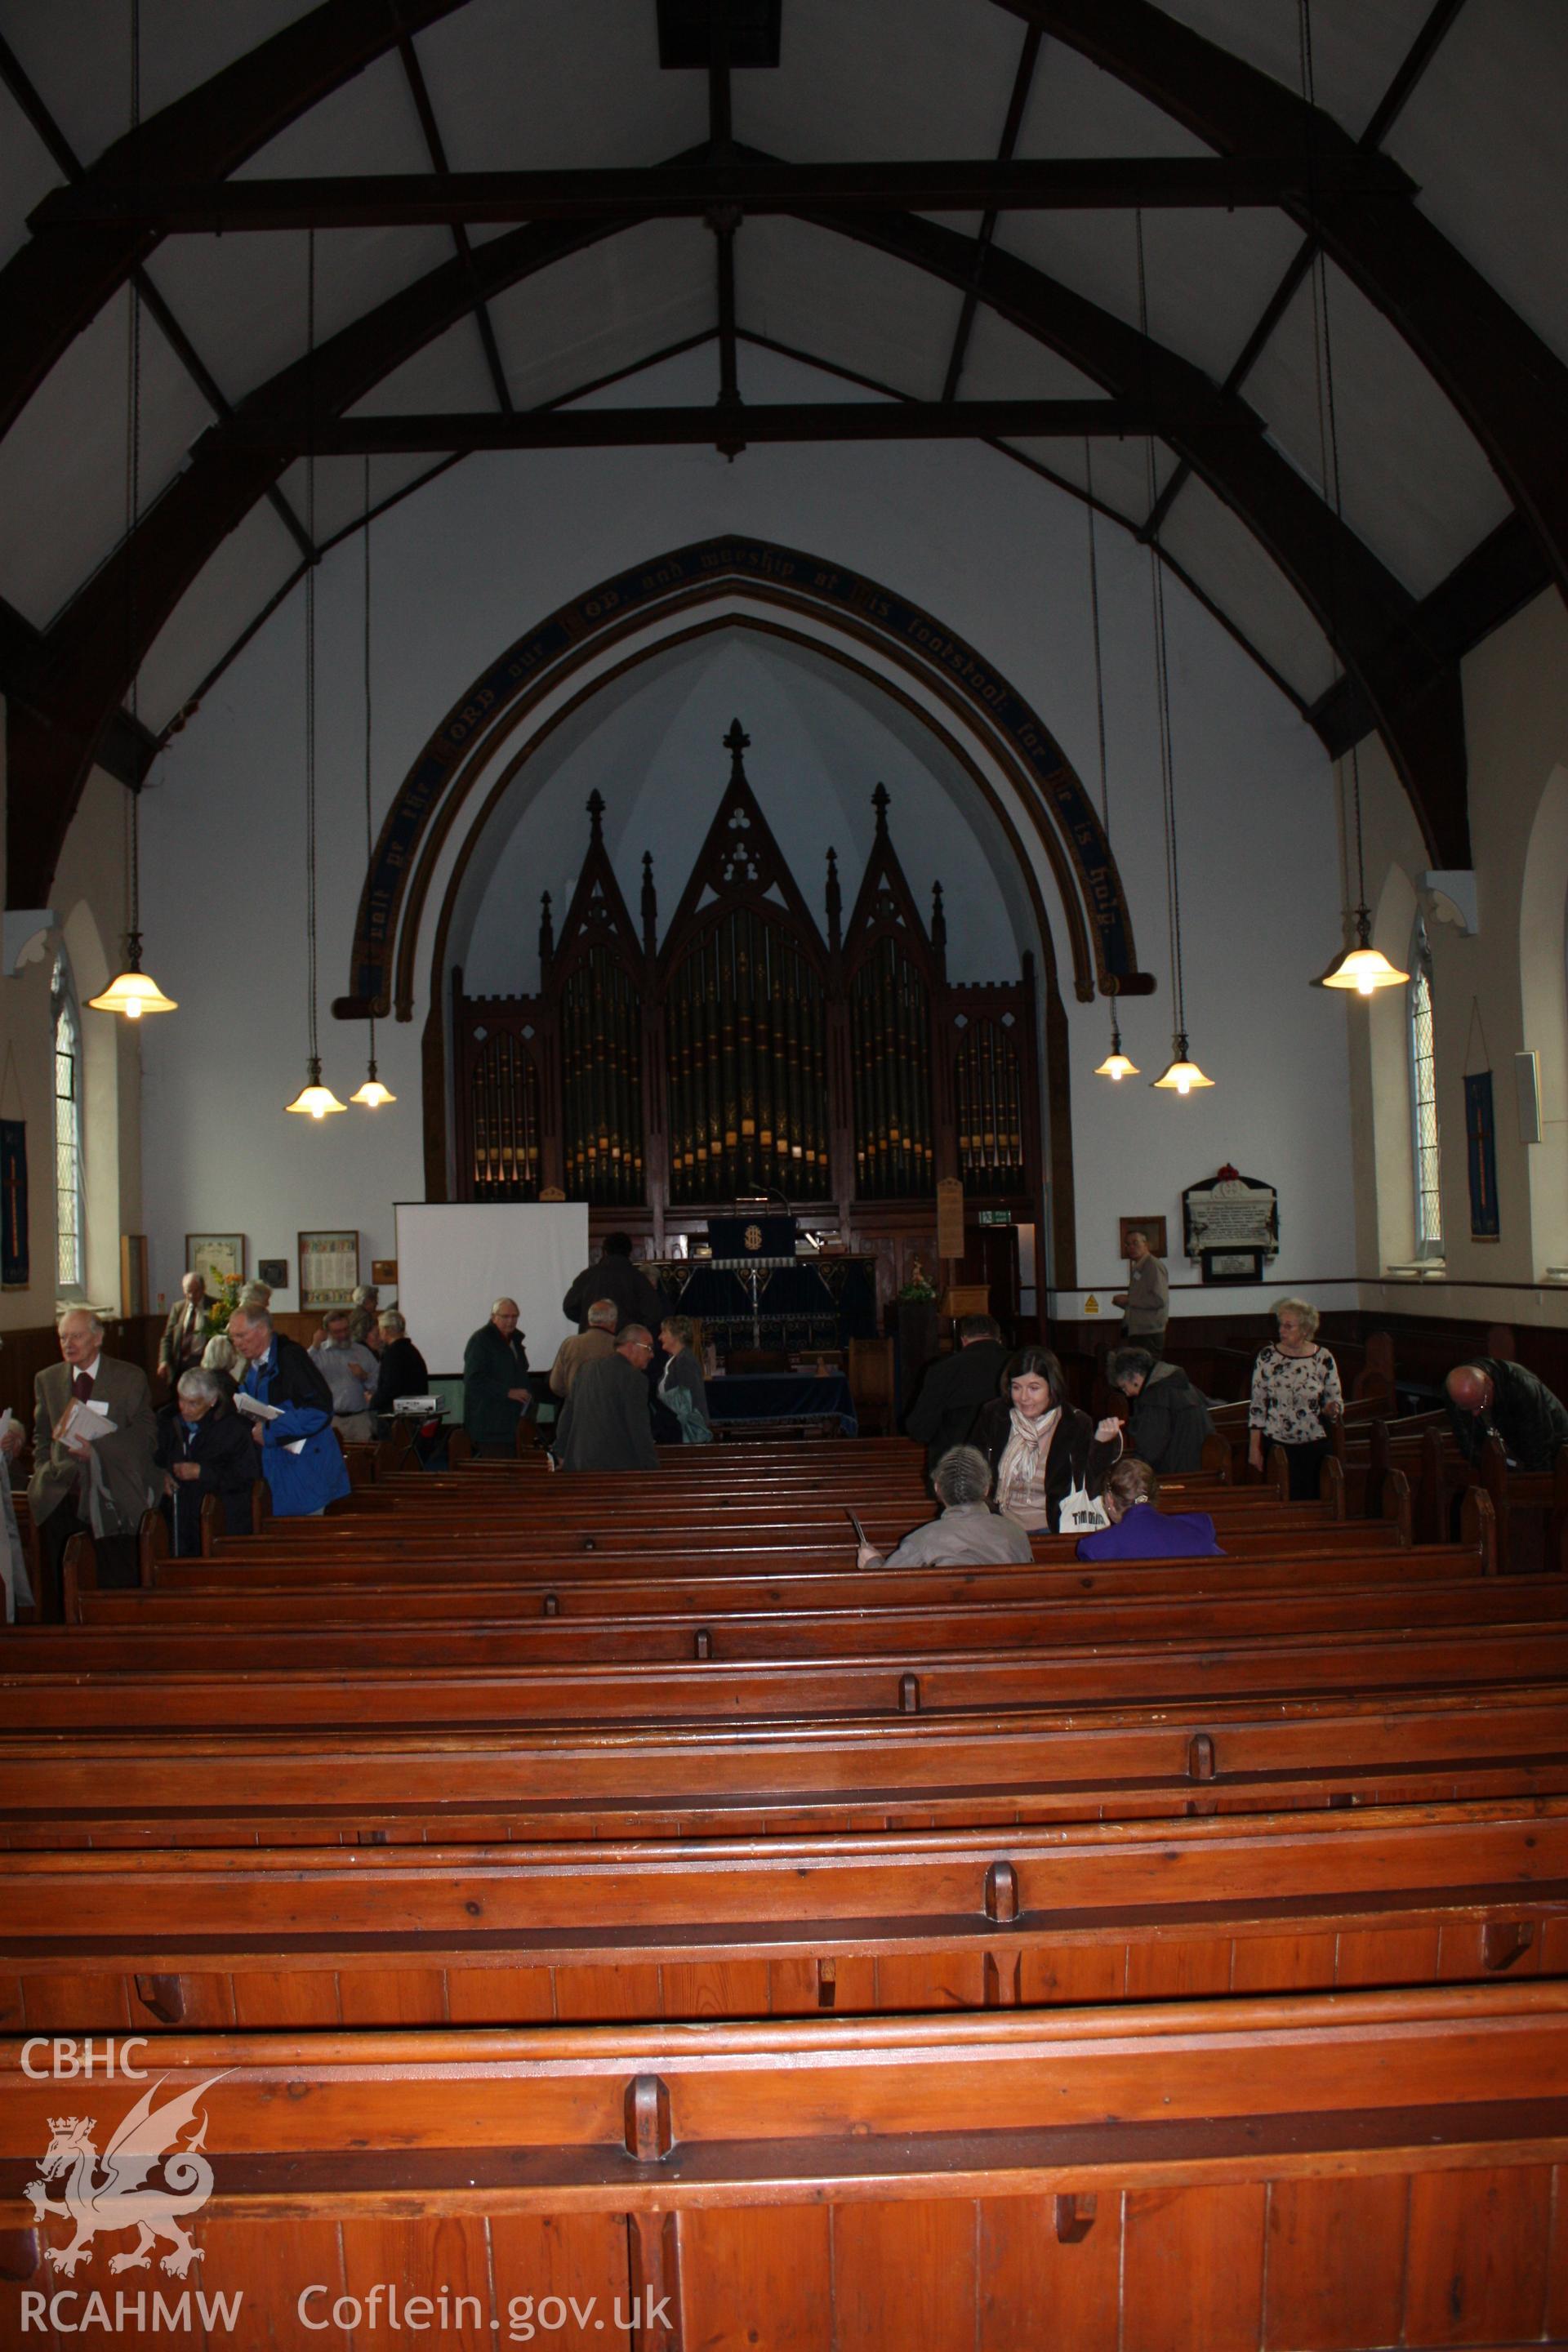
1152;1034;1214;1093
87;962;176;1018
1321;943;1410;995
350;1073;396;1107
284;1058;347;1118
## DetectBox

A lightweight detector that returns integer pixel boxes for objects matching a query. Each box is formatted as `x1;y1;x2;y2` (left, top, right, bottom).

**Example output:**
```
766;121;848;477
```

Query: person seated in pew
904;1313;1010;1472
1108;1346;1214;1475
462;1298;532;1456
226;1307;351;1517
200;1333;239;1401
856;1444;1031;1568
970;1345;1123;1534
555;1326;660;1472
1445;1358;1568;1472
1075;1456;1224;1561
653;1315;711;1444
154;1368;257;1556
548;1299;619;1400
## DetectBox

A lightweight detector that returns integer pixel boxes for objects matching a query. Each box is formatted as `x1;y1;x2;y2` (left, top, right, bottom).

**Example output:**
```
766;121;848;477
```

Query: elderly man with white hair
555;1325;659;1472
856;1445;1031;1570
158;1270;212;1389
227;1305;350;1517
29;1307;158;1595
462;1297;532;1455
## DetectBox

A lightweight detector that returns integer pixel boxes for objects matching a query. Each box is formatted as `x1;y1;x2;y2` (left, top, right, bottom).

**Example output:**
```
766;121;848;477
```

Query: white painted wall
136;344;1355;1316
0;706;140;1331
1344;586;1568;1331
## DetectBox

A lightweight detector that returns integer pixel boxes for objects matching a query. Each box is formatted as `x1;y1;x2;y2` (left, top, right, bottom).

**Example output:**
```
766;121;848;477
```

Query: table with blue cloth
706;1371;858;1436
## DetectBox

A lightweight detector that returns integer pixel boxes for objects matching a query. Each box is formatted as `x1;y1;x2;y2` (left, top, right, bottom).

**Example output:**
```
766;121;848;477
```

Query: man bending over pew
1075;1456;1223;1561
856;1445;1031;1569
1446;1358;1568;1472
226;1308;350;1517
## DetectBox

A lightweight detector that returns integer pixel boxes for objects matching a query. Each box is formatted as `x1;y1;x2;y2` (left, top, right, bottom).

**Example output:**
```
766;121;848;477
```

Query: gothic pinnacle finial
724;717;751;776
538;890;555;964
641;850;657;953
586;788;605;837
871;782;890;831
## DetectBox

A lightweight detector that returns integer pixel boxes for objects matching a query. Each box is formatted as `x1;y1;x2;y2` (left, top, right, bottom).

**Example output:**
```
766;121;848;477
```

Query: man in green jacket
462;1298;532;1454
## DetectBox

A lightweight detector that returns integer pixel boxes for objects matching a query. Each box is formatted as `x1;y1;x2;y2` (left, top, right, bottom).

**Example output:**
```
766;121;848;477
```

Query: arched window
51;951;85;1295
1409;917;1443;1256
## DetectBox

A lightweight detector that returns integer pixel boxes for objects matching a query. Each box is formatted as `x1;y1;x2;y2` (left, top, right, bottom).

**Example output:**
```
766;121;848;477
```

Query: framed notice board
298;1230;359;1309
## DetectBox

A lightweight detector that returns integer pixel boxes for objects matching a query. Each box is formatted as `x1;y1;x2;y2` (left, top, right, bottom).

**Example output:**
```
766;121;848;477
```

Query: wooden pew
76;1533;1473;1636
4;1985;1567;2350
7;1678;1568;1848
39;1561;1550;1672
2;1798;1559;2031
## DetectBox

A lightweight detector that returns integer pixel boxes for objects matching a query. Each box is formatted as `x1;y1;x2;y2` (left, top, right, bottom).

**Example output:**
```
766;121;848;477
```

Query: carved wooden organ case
452;724;1043;1229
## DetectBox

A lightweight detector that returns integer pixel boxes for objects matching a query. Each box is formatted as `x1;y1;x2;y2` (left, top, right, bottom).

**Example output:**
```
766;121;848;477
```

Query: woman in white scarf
972;1346;1122;1533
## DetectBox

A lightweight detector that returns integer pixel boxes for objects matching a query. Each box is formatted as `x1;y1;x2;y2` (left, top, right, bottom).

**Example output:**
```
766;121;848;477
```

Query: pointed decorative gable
842;782;938;979
551;789;645;980
657;719;827;978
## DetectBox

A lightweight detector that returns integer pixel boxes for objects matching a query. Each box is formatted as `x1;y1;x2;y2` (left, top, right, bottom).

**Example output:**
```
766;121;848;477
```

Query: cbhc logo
21;2040;149;2080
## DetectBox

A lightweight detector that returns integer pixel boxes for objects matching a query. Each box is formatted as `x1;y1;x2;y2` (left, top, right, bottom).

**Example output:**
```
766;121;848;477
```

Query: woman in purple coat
1075;1457;1223;1560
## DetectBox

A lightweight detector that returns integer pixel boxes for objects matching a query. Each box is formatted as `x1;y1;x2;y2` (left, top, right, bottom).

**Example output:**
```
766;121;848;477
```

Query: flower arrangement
897;1255;937;1303
206;1272;245;1334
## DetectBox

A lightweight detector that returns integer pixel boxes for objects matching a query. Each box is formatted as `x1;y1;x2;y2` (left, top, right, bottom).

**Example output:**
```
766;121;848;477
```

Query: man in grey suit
158;1271;212;1389
30;1307;158;1596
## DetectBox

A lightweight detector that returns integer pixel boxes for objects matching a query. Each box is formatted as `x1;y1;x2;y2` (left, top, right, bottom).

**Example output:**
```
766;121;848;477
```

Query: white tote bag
1057;1483;1111;1535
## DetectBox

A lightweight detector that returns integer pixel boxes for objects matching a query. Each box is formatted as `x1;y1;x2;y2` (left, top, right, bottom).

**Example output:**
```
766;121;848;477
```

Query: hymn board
450;723;1044;1250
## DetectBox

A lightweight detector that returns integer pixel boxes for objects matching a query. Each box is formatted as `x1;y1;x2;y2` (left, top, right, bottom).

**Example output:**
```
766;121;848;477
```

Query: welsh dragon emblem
24;2073;227;2276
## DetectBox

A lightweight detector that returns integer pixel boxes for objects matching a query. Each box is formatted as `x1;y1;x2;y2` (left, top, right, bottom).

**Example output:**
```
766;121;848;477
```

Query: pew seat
4;1986;1567;2350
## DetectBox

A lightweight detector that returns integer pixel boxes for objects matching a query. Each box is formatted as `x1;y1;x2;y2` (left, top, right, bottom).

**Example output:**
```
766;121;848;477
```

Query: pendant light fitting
350;456;394;1106
90;0;176;1022
1297;0;1407;1002
1135;214;1211;1094
1085;439;1138;1080
285;230;345;1118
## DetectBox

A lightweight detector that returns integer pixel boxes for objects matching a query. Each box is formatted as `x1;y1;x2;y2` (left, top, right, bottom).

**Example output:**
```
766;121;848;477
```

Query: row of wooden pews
3;1434;1567;2348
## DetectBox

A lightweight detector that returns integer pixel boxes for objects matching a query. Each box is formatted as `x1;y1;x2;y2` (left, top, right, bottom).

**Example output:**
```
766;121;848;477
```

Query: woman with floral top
1248;1297;1343;1499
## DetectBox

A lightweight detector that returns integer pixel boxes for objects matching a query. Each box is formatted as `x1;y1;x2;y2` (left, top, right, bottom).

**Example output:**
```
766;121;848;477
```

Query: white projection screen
394;1202;590;1375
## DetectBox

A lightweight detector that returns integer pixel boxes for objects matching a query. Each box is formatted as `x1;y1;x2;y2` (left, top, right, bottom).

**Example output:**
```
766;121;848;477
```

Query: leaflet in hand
56;1401;118;1446
234;1393;284;1422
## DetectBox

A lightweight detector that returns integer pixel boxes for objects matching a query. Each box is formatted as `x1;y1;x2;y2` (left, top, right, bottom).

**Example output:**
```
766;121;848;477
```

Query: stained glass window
1410;921;1442;1254
52;952;85;1294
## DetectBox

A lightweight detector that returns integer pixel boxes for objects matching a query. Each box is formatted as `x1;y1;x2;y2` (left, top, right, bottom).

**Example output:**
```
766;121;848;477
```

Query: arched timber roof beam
5;204;631;909
791;189;1466;868
996;0;1568;621
6;157;1463;903
0;0;470;447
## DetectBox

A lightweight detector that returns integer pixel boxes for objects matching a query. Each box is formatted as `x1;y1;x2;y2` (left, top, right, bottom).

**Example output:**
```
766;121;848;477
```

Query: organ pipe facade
452;723;1042;1232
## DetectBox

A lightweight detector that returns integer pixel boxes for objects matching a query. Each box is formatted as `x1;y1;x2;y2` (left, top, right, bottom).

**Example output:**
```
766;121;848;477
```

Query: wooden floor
2;1428;1566;2349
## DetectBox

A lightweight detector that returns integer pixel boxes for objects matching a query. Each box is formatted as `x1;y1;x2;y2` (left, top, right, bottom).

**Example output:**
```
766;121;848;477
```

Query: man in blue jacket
226;1307;350;1517
1075;1456;1223;1560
